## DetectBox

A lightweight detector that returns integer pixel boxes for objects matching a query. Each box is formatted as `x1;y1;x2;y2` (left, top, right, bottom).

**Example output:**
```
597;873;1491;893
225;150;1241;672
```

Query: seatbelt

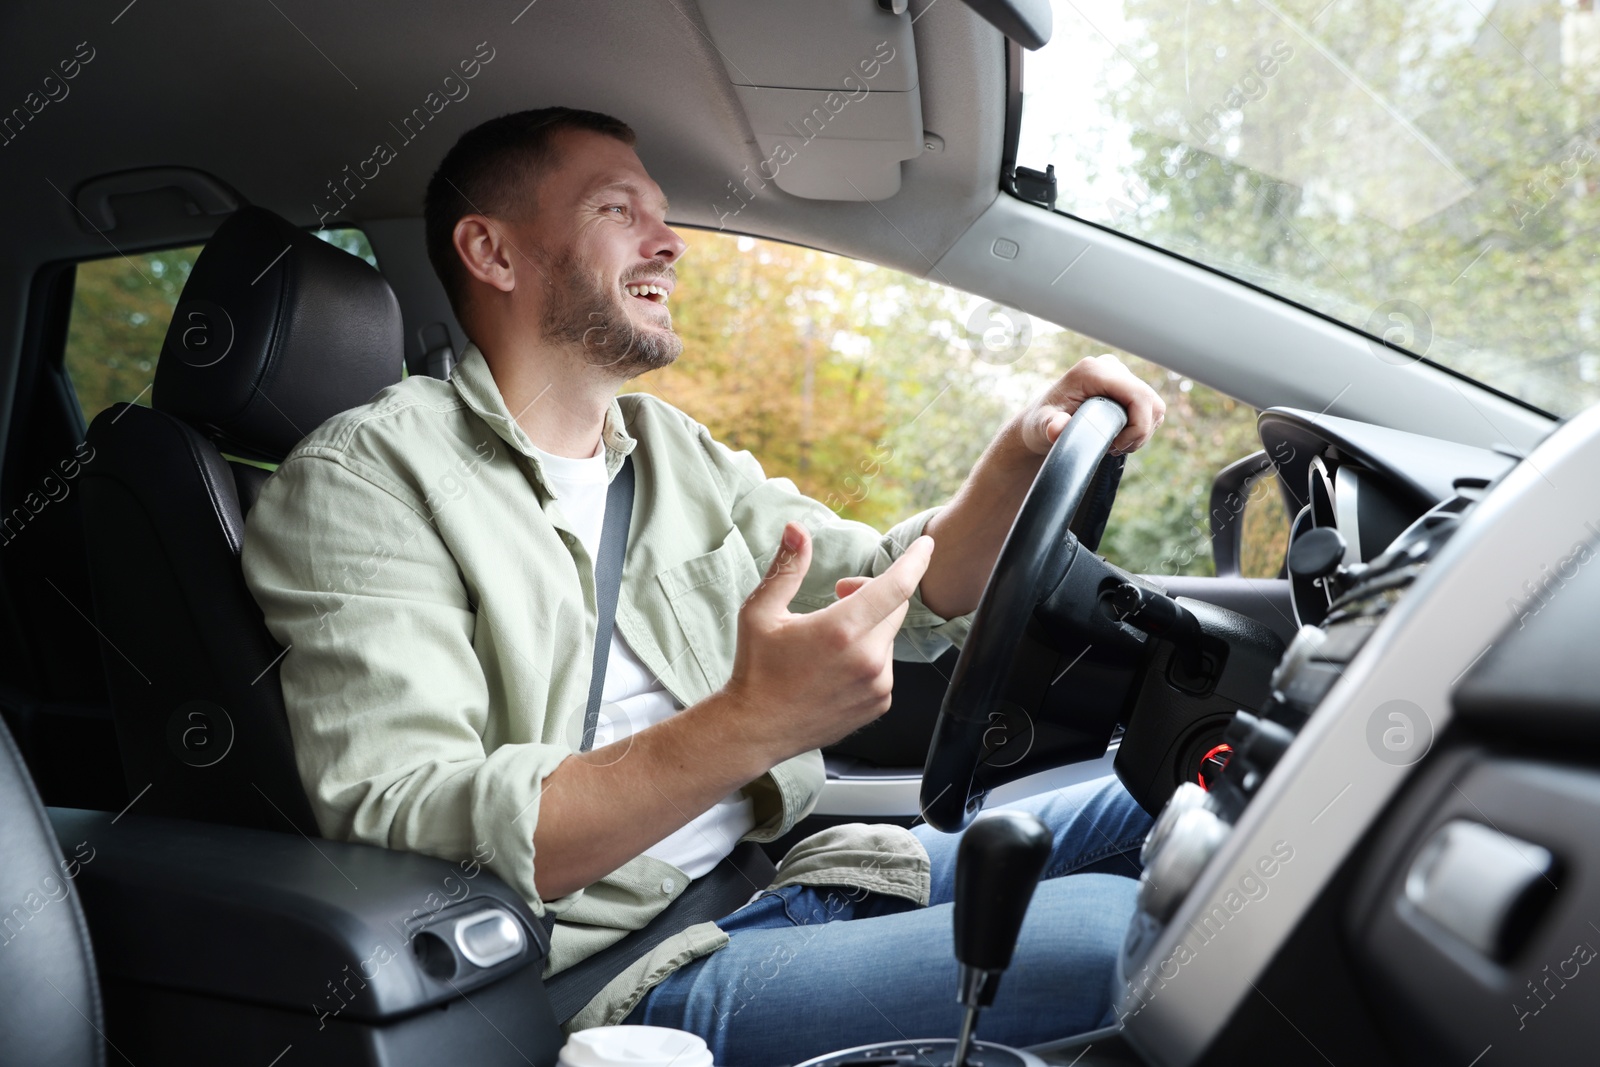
537;453;779;1024
580;454;635;753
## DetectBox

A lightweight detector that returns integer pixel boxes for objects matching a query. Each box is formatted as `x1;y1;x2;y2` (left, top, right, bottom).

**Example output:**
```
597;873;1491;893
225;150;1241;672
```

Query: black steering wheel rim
919;396;1129;832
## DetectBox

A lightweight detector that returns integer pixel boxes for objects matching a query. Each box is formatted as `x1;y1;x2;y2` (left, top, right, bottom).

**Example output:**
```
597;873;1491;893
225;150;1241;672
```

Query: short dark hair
424;107;636;319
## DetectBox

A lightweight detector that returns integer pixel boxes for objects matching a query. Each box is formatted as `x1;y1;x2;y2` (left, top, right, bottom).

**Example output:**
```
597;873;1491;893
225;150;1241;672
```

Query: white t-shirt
532;441;756;879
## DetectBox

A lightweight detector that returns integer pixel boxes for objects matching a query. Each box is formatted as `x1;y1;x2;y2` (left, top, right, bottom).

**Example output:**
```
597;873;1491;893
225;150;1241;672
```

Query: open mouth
624;282;671;306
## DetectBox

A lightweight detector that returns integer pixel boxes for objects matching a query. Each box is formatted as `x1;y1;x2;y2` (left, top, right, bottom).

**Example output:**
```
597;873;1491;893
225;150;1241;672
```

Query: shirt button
661;878;676;895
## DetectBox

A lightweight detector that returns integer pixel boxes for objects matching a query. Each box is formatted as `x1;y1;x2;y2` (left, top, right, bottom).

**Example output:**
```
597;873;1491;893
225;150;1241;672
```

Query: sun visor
698;0;924;200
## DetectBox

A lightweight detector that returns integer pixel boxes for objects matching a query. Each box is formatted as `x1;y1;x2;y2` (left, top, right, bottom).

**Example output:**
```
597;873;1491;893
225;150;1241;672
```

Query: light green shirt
241;343;971;1029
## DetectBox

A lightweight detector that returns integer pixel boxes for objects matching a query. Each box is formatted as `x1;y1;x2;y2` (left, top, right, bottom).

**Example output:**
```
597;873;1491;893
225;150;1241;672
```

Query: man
242;107;1166;1063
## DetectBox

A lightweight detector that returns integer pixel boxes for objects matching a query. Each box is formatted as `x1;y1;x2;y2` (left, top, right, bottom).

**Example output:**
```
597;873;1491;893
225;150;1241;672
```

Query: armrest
48;807;549;1023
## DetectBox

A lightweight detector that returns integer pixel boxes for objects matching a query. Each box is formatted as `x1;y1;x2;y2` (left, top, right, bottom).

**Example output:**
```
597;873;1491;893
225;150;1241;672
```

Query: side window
627;229;1283;578
63;228;375;426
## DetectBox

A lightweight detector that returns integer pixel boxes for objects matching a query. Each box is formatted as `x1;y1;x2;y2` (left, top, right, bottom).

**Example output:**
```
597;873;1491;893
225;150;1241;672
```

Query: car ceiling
0;0;1006;277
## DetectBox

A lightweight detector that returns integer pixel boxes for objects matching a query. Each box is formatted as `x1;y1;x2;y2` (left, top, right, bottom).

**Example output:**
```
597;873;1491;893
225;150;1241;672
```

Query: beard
538;248;682;378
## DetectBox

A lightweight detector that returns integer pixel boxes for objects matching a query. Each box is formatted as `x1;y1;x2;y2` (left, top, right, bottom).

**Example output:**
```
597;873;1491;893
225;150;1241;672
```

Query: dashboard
1107;404;1600;1065
1256;409;1518;629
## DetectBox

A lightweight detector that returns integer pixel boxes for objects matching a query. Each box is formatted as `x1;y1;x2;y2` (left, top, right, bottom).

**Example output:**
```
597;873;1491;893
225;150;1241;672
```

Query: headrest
153;207;402;462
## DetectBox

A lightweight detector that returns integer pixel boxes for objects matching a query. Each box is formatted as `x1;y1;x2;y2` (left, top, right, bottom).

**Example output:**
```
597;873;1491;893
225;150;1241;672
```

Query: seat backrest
0;715;103;1067
79;207;402;835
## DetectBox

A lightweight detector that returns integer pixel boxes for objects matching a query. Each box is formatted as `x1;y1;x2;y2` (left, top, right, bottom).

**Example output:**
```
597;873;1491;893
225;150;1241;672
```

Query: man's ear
453;214;518;295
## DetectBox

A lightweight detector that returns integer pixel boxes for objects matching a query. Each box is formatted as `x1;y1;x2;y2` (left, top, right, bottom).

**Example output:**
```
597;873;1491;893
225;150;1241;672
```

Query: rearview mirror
957;0;1052;50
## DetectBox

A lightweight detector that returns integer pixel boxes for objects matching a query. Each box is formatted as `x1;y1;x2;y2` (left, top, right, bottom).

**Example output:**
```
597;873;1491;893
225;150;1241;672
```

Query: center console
1128;490;1473;949
1113;401;1600;1065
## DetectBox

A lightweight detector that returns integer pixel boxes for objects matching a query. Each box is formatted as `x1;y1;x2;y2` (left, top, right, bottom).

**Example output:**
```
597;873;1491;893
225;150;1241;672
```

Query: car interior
2;0;1597;1064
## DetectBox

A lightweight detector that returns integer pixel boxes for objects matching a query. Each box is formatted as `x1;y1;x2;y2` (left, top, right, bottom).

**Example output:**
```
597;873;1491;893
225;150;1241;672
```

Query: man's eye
603;205;628;216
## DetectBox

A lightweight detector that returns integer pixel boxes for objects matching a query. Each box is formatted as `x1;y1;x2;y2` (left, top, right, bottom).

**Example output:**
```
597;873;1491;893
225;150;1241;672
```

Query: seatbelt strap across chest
579;454;634;753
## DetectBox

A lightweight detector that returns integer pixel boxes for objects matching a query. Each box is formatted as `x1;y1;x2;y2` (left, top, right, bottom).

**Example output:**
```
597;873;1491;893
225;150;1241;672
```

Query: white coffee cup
557;1025;714;1067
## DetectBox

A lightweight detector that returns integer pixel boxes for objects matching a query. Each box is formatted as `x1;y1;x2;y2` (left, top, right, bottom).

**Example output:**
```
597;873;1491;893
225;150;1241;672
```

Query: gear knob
954;810;1053;1000
950;810;1052;1066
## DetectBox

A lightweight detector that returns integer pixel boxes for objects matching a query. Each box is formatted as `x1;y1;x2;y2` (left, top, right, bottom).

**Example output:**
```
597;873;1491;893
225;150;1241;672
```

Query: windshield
1019;0;1600;417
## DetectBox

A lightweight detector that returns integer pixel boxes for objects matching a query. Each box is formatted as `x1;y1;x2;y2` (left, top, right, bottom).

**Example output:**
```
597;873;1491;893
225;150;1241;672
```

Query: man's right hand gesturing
721;521;935;763
531;520;932;901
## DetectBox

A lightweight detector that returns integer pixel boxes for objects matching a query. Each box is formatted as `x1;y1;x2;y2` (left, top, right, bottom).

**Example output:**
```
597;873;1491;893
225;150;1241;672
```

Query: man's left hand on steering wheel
916;354;1168;626
1017;353;1167;460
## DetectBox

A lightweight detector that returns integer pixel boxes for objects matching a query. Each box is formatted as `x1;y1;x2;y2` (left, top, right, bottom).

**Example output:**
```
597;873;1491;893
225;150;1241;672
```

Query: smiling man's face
516;127;688;377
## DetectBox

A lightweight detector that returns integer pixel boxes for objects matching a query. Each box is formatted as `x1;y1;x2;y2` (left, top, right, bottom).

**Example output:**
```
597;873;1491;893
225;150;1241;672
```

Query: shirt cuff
471;742;581;919
881;506;974;657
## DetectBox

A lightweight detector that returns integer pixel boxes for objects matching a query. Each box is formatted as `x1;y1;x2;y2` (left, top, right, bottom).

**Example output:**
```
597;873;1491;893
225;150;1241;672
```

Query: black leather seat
0;716;103;1067
80;207;402;836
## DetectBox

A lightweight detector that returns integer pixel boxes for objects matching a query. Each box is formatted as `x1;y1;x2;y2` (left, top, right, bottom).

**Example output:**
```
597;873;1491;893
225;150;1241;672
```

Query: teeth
625;283;669;303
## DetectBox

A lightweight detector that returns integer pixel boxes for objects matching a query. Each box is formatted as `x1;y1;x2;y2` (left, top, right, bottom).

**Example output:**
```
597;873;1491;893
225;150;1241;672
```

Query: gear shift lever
951;810;1053;1067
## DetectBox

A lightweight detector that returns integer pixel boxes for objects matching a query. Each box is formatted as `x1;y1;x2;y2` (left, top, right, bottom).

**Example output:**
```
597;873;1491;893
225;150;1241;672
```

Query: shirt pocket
656;525;762;692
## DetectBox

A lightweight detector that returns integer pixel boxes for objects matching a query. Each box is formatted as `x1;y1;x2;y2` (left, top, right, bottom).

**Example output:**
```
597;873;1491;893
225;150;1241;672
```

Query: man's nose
643;219;687;263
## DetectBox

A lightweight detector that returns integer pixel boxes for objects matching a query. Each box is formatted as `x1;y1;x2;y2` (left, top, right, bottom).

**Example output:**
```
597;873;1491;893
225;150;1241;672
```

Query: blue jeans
623;775;1151;1066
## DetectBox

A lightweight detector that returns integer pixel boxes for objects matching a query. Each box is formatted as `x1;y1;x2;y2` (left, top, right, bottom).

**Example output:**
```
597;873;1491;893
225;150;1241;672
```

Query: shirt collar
450;342;637;493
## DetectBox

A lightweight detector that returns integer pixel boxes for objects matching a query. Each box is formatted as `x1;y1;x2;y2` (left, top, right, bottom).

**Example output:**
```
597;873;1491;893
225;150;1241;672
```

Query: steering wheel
920;396;1129;832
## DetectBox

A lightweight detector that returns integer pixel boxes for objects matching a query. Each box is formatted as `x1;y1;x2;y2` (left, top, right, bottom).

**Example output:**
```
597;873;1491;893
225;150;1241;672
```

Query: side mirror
1209;450;1288;578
